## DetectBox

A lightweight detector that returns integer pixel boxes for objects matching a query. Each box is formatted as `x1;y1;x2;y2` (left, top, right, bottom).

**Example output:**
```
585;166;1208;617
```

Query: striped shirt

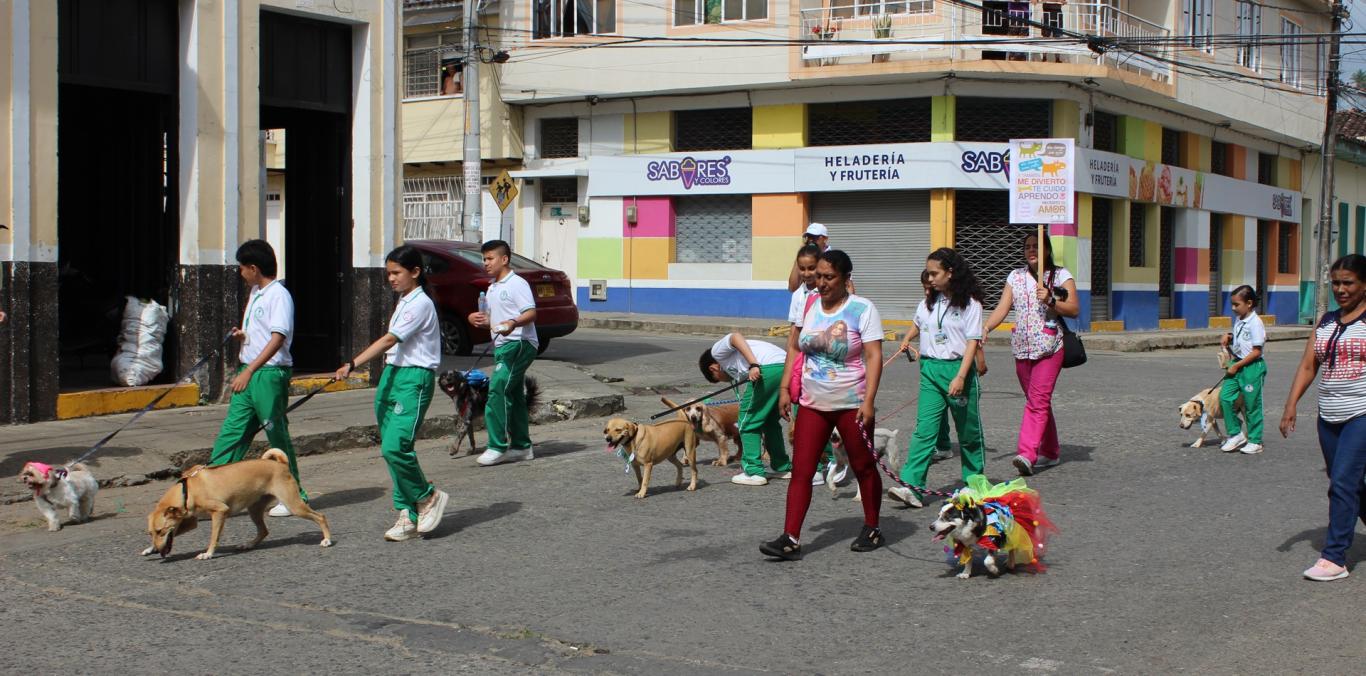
1314;310;1366;424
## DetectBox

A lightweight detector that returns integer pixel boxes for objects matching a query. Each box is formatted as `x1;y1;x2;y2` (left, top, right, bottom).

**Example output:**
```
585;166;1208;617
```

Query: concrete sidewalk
580;311;1313;351
1;360;623;504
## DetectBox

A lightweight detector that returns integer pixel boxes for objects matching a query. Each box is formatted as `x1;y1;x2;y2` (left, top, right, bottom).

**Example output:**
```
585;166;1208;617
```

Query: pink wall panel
623;197;674;238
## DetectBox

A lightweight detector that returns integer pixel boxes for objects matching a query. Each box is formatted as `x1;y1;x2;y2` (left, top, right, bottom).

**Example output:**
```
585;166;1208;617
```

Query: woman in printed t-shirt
1280;254;1366;582
983;231;1080;476
763;250;885;561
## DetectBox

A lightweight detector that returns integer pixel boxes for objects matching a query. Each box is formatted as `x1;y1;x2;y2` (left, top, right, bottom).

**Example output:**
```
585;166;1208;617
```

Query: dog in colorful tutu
929;475;1056;580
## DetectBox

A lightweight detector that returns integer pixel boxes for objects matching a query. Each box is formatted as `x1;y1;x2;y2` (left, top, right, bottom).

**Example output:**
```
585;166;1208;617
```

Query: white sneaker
477;449;509;466
731;473;769;486
811;472;826;487
1240;443;1263;455
829;464;849;485
887;486;923;508
1220;433;1247;453
931;448;953;463
416;489;449;534
268;503;292;518
504;447;535;463
773;471;792;480
1012;455;1034;476
384;511;418;541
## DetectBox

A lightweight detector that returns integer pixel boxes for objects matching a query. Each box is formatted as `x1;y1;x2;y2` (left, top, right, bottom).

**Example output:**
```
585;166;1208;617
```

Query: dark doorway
1209;217;1223;319
1090;198;1112;323
260;11;353;372
1256;220;1271;304
57;0;179;390
1158;206;1175;320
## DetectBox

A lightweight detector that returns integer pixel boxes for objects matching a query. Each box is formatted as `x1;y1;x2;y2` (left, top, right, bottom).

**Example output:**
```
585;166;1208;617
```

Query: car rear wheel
440;314;473;356
536;337;550;355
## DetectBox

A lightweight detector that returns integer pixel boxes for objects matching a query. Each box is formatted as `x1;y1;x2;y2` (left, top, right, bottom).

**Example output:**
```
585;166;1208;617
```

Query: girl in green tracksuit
336;245;449;542
890;247;988;508
1219;285;1268;455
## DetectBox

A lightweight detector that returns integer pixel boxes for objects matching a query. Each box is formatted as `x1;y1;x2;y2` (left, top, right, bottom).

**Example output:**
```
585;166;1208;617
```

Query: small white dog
20;461;98;531
827;428;900;499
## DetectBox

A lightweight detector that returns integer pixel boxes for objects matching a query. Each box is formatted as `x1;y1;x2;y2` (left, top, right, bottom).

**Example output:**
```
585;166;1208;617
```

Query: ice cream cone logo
679;157;698;190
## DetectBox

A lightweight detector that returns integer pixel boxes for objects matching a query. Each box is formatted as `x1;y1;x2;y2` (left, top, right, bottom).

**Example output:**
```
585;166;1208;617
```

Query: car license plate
536;283;555;298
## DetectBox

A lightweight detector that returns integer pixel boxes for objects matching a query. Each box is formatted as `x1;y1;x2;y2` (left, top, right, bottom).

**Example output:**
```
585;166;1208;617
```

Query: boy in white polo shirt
700;332;792;485
209;239;307;514
468;240;539;467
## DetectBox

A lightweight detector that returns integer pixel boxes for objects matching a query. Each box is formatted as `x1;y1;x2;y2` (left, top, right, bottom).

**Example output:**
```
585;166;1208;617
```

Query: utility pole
1315;0;1345;316
461;0;482;242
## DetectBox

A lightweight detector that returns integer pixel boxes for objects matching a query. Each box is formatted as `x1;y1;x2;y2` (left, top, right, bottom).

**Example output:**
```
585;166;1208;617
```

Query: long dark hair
385;244;431;295
1023;231;1058;277
926;247;984;310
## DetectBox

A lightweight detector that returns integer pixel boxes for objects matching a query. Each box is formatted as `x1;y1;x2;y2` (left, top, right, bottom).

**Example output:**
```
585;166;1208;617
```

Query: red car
407;239;578;356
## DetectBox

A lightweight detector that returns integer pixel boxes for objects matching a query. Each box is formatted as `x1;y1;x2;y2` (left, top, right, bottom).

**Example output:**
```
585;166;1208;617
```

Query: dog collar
179;478;189;509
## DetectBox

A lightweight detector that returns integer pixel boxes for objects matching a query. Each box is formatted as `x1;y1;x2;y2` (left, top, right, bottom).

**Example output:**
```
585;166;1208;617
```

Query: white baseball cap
804;223;828;237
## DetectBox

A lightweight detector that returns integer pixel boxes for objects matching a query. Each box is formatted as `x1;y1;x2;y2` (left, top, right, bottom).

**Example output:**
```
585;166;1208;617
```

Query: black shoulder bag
1049;269;1087;368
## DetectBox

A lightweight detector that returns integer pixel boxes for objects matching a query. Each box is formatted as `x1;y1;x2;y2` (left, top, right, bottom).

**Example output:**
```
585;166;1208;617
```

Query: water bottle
478;291;489;316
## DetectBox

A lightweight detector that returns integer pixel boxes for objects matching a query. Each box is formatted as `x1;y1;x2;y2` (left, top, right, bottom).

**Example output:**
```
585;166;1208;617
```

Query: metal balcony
799;1;1171;82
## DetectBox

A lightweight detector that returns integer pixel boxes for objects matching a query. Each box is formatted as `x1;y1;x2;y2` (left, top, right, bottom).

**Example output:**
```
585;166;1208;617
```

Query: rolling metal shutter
954;190;1018;314
810;191;931;320
675;195;752;263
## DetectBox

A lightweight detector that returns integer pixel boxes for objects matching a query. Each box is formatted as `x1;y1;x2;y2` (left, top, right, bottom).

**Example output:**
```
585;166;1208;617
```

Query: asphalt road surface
3;329;1361;674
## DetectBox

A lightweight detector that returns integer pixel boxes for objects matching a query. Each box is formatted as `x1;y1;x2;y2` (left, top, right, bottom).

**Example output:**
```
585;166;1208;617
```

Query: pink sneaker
1303;559;1349;581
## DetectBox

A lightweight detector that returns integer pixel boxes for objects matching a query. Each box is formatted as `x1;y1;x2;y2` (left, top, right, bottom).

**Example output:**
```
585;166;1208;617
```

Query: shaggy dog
439;368;541;456
929;477;1055;580
20;461;98;532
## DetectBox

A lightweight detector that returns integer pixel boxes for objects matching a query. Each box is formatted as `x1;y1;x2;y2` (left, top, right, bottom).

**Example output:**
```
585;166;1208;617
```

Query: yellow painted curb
1159;318;1187;330
1208;316;1232;329
1261;314;1276;326
57;383;201;420
1090;320;1125;333
290;372;370;395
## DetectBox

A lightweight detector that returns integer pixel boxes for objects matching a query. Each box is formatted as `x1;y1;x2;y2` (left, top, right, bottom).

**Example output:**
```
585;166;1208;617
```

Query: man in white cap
787;223;853;293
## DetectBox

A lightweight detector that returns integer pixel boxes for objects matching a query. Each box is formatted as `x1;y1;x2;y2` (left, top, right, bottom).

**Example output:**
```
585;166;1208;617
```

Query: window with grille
1211;141;1228;176
541;177;579;203
402;176;464;241
1129;204;1147;268
1258;152;1275;185
1161;128;1180;167
404;32;462;99
674;196;752;263
1091;198;1111;296
808;99;931;146
1278;223;1294;273
533;0;616;39
953;191;1017;311
1236;1;1261;70
956;98;1051;142
540;118;579;159
982;1;1029;37
673;0;766;25
1280;18;1302;89
1093;111;1118;152
1184;0;1212;51
675;108;752;152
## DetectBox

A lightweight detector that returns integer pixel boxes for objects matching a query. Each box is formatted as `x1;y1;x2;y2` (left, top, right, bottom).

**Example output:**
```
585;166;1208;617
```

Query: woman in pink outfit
984;232;1080;476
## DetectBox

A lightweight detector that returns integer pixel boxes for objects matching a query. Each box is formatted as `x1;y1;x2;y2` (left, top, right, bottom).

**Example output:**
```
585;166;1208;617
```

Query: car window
509;253;548;271
421;252;450;275
450;249;484;267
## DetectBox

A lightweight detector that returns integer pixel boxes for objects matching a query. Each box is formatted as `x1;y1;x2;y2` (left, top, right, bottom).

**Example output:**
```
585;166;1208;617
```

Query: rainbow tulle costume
949;475;1058;570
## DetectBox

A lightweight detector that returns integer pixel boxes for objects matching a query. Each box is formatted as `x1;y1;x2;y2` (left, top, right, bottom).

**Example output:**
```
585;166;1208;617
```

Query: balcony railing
799;1;1172;82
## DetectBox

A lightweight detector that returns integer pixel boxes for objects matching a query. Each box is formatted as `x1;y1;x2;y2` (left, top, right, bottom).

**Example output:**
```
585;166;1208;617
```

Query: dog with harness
438;368;540;457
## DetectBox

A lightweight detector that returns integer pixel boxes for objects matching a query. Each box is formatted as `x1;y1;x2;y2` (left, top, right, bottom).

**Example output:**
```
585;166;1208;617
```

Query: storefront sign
585;143;1300;222
1009;139;1075;224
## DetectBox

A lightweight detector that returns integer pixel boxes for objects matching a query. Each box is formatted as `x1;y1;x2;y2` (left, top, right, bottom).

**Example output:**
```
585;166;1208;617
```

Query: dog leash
65;332;235;469
650;380;747;420
856;417;955;499
239;378;337;440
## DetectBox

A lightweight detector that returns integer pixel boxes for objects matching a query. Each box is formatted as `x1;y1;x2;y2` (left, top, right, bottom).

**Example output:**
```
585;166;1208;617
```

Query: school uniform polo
711;335;791;477
385;288;441;369
485;270;538;453
378;287;442;520
239;280;294;366
488;271;539;349
710;335;786;381
788;284;819;325
209;279;304;497
901;294;987;499
1220;310;1269;444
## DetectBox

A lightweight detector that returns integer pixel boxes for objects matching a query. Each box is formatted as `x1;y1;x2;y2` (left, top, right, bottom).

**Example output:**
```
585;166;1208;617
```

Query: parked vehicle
405;240;578;356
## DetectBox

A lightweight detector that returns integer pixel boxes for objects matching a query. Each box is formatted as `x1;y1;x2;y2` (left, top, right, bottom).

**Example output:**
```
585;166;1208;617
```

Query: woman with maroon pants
765;250;884;560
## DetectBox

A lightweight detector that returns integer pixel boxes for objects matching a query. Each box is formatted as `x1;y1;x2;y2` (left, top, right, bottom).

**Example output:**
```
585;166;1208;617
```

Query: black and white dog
438;368;541;456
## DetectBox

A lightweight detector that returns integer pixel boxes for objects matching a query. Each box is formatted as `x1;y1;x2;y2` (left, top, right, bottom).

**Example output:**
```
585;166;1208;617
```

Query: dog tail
261;448;289;465
524;376;541;411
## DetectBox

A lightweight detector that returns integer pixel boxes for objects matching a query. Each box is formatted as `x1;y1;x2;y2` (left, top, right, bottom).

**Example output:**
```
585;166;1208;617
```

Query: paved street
3;328;1362;673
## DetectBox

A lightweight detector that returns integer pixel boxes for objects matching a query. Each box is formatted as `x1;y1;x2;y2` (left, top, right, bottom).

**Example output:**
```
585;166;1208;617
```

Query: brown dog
661;397;741;465
604;417;698;498
141;449;333;560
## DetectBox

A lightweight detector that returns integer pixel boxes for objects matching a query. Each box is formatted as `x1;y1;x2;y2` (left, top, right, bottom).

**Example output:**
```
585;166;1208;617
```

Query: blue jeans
1317;415;1366;566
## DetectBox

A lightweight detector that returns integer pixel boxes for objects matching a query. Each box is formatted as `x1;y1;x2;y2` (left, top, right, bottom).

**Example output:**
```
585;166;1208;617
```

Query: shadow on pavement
424;500;522;540
309;486;387;510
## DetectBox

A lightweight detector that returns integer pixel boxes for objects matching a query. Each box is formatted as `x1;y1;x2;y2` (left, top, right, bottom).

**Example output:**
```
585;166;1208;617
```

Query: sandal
850;525;882;552
760;534;802;561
